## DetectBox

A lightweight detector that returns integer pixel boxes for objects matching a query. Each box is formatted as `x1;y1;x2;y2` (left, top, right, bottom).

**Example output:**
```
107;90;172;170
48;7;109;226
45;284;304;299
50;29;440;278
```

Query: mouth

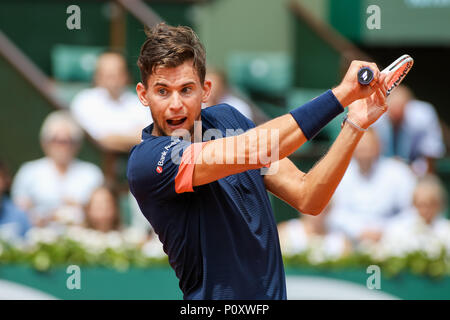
166;117;187;127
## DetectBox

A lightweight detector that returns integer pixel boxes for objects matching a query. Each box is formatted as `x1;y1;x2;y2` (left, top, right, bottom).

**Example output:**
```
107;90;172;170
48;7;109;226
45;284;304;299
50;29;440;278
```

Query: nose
168;91;184;113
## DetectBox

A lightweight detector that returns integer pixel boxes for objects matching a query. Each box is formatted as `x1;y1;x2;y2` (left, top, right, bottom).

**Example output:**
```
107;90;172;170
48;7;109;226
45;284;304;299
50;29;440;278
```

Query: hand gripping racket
357;54;414;96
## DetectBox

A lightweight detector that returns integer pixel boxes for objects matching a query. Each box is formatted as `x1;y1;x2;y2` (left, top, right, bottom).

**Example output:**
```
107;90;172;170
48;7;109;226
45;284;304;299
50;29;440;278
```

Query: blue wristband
289;89;344;140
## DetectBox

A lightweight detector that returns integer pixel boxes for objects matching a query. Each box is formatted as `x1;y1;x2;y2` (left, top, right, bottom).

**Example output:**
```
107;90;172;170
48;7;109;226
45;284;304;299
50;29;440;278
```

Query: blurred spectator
70;52;152;152
84;185;163;255
11;111;104;227
380;174;450;254
327;128;417;244
278;206;352;258
84;185;121;232
0;160;31;239
372;85;445;176
205;67;268;125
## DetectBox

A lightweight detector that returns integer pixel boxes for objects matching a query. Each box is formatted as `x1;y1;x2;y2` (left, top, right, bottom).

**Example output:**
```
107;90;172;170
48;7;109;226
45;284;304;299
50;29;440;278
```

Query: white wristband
341;115;368;132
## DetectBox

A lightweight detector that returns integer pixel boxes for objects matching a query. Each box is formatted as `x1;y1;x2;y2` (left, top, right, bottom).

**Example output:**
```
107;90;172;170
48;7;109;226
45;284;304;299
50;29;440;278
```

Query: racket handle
357;67;374;85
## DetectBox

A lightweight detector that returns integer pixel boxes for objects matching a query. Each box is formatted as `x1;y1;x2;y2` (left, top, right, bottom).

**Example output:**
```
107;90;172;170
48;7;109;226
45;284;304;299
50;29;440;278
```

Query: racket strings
386;60;413;96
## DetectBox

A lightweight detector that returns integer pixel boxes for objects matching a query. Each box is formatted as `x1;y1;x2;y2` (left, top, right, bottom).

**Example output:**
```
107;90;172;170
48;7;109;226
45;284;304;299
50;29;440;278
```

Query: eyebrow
154;81;196;88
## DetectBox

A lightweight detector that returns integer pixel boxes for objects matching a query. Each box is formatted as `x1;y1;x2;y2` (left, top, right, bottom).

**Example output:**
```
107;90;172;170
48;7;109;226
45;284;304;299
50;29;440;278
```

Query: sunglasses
46;137;78;145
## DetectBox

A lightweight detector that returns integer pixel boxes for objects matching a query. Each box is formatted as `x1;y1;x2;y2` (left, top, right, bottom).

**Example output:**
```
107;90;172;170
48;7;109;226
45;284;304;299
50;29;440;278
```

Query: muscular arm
264;122;363;215
191;61;386;188
192;114;307;186
264;75;391;215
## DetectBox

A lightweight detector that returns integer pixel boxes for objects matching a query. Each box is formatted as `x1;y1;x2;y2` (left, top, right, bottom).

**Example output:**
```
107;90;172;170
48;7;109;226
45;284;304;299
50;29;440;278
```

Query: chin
168;127;194;140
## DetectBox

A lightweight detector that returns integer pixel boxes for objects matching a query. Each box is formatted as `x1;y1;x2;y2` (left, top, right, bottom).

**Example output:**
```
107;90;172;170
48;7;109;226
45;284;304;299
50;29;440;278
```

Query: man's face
42;125;80;166
414;186;442;224
136;60;211;137
95;54;129;98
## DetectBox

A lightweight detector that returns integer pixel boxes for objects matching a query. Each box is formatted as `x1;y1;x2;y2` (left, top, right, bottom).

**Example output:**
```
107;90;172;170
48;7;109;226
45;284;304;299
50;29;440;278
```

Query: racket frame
381;54;414;96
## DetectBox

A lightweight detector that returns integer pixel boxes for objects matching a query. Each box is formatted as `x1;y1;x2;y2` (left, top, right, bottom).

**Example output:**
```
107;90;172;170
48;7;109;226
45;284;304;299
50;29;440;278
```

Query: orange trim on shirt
174;142;209;194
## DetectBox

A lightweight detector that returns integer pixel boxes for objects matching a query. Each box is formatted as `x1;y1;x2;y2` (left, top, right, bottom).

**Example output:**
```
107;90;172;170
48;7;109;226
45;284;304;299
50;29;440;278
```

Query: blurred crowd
279;85;450;259
0;52;162;256
1;50;449;263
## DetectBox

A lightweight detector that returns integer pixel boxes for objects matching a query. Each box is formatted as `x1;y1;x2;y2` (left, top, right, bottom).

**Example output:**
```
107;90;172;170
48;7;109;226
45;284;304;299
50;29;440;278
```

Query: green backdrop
1;265;449;300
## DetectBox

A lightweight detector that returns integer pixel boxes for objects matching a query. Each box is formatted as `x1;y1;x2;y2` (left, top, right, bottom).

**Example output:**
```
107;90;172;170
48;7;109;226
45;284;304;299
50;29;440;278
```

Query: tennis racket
357;54;414;96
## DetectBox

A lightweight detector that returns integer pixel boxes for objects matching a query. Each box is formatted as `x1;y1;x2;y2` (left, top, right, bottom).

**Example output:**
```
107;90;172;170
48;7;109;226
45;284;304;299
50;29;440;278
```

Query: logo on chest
156;139;181;174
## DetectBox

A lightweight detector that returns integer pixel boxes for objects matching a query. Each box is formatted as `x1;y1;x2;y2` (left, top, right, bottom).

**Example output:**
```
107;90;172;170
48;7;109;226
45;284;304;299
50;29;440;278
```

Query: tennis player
127;23;390;299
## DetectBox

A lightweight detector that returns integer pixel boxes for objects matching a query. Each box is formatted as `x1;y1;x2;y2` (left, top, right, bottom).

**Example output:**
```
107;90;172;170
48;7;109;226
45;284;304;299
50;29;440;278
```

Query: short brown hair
137;23;206;86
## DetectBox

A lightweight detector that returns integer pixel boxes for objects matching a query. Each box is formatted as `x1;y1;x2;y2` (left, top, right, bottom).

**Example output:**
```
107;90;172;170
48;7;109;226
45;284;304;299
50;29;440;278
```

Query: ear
201;79;212;103
136;82;150;106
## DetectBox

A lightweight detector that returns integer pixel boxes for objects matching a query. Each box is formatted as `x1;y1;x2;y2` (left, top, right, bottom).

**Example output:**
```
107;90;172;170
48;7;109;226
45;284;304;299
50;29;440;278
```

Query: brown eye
182;87;192;94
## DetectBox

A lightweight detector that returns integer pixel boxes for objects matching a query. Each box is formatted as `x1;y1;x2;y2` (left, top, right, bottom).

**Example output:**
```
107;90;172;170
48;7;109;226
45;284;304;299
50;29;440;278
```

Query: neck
358;160;375;176
151;125;163;137
107;88;122;101
54;161;70;174
359;166;370;176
